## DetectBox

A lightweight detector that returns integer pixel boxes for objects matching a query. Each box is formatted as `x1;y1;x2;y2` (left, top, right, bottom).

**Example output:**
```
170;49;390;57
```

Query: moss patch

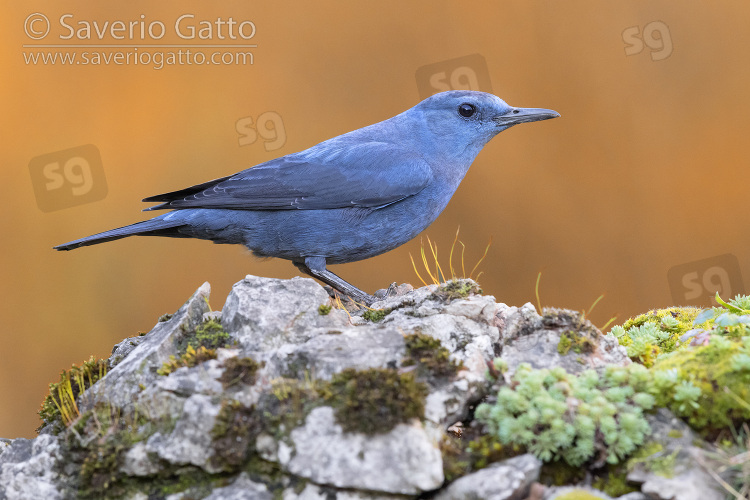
441;433;522;482
261;377;331;438
557;330;595;356
651;336;750;432
326;368;428;435
219;357;262;389
57;402;167;499
318;304;332;315
210;401;260;470
157;317;235;376
432;279;482;302
403;333;463;378
38;356;109;433
190;318;231;350
362;308;391;322
158;345;217;376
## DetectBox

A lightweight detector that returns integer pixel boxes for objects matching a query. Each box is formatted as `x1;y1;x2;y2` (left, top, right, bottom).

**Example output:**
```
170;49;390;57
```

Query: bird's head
413;90;559;152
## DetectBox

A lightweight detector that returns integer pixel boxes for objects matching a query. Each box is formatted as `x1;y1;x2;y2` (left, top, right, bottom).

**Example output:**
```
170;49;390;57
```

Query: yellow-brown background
2;2;748;438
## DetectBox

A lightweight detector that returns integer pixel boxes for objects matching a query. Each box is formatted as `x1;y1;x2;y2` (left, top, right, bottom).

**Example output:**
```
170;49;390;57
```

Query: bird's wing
142;142;433;211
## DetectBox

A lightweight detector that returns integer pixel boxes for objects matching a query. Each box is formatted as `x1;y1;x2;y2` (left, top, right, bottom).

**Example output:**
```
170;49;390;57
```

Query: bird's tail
54;217;186;251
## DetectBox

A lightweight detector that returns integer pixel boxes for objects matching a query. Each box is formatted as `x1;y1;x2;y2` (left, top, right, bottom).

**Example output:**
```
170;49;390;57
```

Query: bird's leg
294;257;376;306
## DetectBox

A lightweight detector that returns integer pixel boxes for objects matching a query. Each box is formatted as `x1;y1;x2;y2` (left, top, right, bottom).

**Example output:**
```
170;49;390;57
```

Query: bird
55;90;559;305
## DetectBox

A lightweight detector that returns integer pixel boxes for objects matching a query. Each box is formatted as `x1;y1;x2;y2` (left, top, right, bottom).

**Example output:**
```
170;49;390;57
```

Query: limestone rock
434;454;540;500
0;275;728;499
282;406;443;494
626;409;724;500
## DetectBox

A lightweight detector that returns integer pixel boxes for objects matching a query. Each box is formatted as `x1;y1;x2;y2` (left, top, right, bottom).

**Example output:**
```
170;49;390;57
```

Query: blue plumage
55;90;559;304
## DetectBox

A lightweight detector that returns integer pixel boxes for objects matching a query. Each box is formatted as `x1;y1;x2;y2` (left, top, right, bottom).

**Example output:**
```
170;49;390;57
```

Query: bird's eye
458;103;476;118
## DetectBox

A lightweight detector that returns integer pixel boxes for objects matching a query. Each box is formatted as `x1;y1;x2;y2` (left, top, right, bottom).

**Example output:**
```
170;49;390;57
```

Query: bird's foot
321;285;376;307
373;282;398;301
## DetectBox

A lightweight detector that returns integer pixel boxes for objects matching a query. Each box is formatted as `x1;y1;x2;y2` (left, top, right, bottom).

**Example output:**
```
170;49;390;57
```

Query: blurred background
2;1;749;438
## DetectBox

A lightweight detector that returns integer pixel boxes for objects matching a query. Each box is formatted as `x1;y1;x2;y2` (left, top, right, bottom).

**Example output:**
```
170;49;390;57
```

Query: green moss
667;429;683;439
191;318;232;350
242;454;285;487
158;345;217;376
591;471;638;497
158;313;173;322
318;304;332;315
153;471;228;497
557;331;595;356
362;308;391;322
442;434;522;482
538;460;587;486
651;336;750;431
210;401;259;471
625;441;677;478
432;279;482;301
327;368;428;435
557;334;572;355
117;468;235;499
155;317;234;377
38;356;109;433
262;377;330;437
78;438;125;496
55;398;253;499
219;357;262;389
57;402;163;499
403;333;463;378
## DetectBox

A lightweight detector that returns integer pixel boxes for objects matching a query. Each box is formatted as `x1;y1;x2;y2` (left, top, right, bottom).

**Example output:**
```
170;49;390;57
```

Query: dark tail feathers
54;218;185;251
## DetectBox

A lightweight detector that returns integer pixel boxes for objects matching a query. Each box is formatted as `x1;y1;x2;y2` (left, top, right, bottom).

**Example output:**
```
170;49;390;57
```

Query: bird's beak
493;107;560;127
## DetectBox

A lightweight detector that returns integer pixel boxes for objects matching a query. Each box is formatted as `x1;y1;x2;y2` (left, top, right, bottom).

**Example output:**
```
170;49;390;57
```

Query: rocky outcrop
0;275;729;499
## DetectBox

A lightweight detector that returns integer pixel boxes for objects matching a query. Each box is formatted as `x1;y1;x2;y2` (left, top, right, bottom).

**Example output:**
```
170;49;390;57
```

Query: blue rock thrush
55;90;559;304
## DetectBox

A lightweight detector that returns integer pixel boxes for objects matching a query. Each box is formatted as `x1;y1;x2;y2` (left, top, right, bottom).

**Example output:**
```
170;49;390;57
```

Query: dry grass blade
535;272;543;314
411;228;491;286
409;253;429;287
469;237;492;281
448;227;460;280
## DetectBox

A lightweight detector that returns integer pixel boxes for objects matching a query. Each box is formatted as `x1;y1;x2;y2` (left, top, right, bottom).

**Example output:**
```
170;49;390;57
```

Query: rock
0;275;729;499
202;472;271;499
626;409;724;500
222;276;348;353
434;454;541;500
499;306;630;375
87;282;213;409
283;406;443;494
120;442;160;477
145;394;222;472
270;326;406;380
283;483;405;499
0;435;63;500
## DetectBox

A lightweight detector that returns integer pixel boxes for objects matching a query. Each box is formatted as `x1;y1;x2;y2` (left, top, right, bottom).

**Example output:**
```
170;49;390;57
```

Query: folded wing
143;142;432;211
